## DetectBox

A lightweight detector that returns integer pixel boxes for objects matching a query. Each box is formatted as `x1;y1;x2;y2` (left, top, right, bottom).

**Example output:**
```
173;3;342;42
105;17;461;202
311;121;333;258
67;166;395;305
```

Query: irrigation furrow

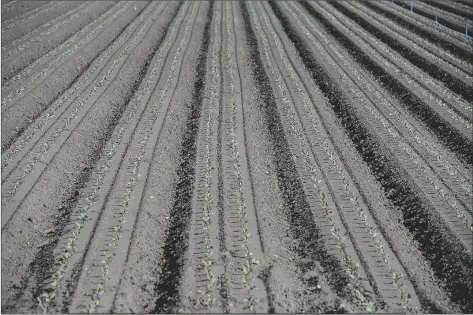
0;1;143;152
369;1;473;64
384;0;472;43
351;2;472;85
175;3;224;311
1;1;116;83
0;3;133;182
65;3;198;311
261;1;423;312
2;2;183;313
397;0;468;34
301;0;473;250
1;1;157;230
1;1;85;48
332;1;473;108
1;2;126;109
150;2;214;312
241;2;366;312
317;1;472;138
1;1;57;31
272;2;473;311
2;1;94;60
62;3;198;313
33;2;186;312
303;1;473;210
422;0;473;19
353;2;472;77
416;1;465;22
1;0;19;12
248;2;381;312
218;2;267;312
304;1;473;167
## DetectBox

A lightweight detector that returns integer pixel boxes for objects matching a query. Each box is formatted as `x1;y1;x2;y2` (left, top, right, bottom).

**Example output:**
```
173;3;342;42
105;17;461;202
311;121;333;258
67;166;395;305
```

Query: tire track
174;3;223;311
304;0;473;249
302;1;473;167
367;1;472;64
243;2;379;312
150;2;214;312
35;2;187;312
1;1;115;83
307;0;473;241
0;1;141;152
423;0;473;20
261;1;422;312
2;2;182;314
1;1;56;31
1;1;155;228
1;1;85;48
303;1;473;212
353;1;472;77
2;1;96;61
271;2;473;311
64;3;199;313
280;3;459;312
218;2;267;312
395;0;467;34
332;1;472;105
1;1;124;110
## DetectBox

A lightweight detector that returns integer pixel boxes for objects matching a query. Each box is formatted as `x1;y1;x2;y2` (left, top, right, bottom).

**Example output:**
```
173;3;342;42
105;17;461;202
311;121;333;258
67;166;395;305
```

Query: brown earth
1;0;472;313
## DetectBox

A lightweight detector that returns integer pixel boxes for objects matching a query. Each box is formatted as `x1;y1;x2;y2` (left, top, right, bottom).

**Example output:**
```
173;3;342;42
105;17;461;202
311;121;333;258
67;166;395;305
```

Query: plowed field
1;1;472;313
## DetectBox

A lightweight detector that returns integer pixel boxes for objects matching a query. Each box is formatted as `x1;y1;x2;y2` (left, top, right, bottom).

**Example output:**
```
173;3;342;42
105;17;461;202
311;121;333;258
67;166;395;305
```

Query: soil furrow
354;1;472;78
383;0;472;43
0;4;137;190
261;2;423;312
0;1;154;218
65;3;201;313
271;2;473;311
150;2;214;313
1;2;181;313
217;2;268;312
312;1;473;209
301;0;473;250
1;1;56;31
42;3;188;312
1;0;44;23
417;0;472;22
302;1;473;167
176;3;224;311
1;1;101;62
345;1;472;110
1;1;115;83
332;1;473;107
2;0;472;312
241;2;373;313
367;1;473;64
1;2;125;110
35;1;177;311
1;1;85;48
394;0;467;33
274;2;460;311
423;0;473;20
0;1;144;152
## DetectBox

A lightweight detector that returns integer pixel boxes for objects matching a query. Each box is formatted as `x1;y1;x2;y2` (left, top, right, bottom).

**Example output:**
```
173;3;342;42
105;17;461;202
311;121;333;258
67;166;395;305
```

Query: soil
2;1;472;313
